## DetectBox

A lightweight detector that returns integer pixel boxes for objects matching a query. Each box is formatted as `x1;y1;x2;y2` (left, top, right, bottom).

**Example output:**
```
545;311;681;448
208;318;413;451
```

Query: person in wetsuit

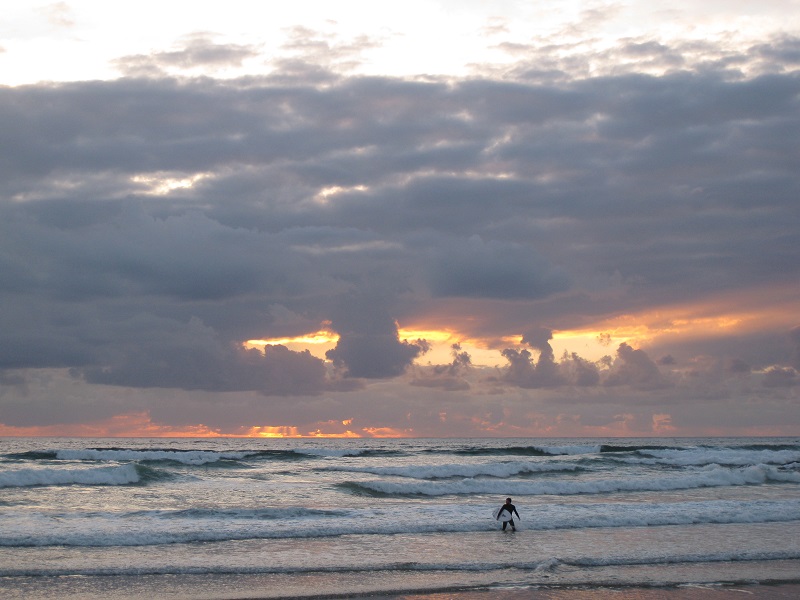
496;497;520;531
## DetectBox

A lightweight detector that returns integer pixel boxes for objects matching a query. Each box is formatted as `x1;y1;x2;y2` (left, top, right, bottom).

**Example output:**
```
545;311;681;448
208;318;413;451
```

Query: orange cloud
361;426;411;438
306;429;362;438
0;412;224;438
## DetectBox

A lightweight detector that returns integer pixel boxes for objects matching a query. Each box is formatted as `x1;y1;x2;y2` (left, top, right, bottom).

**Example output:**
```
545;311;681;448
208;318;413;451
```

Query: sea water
1;437;799;599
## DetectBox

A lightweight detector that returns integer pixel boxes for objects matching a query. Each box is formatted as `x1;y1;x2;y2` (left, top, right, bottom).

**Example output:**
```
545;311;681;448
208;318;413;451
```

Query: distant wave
444;445;602;457
599;444;684;453
738;443;800;452
458;442;800;457
340;464;800;497
0;463;142;488
9;447;400;465
292;448;401;458
53;448;260;465
323;461;582;479
629;447;800;467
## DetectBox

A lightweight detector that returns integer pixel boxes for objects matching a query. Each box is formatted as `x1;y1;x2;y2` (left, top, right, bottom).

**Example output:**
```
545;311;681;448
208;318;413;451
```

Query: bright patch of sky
2;0;798;85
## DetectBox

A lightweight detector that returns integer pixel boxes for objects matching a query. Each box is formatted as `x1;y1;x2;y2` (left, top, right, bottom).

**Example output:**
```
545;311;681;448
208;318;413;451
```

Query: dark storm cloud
789;326;800;370
84;330;328;396
1;35;799;409
428;235;570;300
325;293;424;378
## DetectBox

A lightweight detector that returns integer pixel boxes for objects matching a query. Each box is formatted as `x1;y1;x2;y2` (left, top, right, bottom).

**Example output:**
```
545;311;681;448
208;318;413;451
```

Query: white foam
326;461;579;479
53;449;252;465
348;464;800;496
630;447;800;467
0;464;140;488
3;497;800;548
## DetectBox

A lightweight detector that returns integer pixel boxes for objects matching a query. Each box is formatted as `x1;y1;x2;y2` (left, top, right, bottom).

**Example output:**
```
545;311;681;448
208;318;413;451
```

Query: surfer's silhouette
496;497;520;531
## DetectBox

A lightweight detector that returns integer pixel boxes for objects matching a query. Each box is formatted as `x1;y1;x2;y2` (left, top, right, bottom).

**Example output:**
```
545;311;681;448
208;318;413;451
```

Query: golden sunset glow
398;328;455;343
572;305;767;353
246;330;339;348
0;412;225;438
242;425;303;438
245;329;340;359
361;426;411;438
0;413;420;439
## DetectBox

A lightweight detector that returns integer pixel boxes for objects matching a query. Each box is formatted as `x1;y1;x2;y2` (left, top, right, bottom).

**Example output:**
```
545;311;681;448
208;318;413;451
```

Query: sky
1;1;799;438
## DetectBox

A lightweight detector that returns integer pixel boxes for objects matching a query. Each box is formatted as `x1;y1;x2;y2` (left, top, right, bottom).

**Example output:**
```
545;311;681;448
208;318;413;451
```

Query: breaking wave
444;444;602;457
3;498;800;548
9;447;401;466
341;464;800;497
0;463;144;488
323;461;582;479
629;447;800;467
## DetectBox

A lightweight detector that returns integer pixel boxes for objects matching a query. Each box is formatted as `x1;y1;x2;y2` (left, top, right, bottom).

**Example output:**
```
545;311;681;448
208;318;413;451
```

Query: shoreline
3;574;800;600
387;583;800;600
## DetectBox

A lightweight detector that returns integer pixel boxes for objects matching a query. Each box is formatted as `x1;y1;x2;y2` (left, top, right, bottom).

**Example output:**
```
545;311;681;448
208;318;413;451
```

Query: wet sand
3;578;800;600
3;572;799;600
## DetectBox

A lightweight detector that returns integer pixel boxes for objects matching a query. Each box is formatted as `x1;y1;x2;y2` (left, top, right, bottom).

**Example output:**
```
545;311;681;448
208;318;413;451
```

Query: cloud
604;343;671;390
559;352;601;387
1;29;799;434
325;293;424;378
39;2;75;29
762;366;798;388
790;326;800;369
499;327;565;389
429;236;570;300
410;344;472;391
81;316;328;395
113;34;261;77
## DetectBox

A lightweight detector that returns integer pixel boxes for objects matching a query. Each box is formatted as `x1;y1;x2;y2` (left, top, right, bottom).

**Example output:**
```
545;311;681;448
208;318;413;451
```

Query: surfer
496;497;520;531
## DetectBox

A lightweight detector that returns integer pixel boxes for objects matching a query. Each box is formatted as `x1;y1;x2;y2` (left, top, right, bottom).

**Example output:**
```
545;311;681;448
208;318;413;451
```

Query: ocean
1;437;799;599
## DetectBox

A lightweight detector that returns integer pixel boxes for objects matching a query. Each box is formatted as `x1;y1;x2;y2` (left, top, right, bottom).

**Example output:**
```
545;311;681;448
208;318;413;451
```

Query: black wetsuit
497;503;519;530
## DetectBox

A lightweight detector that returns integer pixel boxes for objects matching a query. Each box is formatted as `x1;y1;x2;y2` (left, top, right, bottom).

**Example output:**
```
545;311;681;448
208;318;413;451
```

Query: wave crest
340;464;800;497
0;463;141;488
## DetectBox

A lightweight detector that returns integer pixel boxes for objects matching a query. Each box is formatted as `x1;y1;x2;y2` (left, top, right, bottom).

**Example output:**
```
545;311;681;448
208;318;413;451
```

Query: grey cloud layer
1;37;799;424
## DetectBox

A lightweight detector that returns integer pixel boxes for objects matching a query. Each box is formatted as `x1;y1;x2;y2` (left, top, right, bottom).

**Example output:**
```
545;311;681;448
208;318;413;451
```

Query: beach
2;437;799;599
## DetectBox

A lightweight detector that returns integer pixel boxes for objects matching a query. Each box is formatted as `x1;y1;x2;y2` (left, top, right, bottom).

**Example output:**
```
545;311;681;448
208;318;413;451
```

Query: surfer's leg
502;521;507;530
509;518;516;531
